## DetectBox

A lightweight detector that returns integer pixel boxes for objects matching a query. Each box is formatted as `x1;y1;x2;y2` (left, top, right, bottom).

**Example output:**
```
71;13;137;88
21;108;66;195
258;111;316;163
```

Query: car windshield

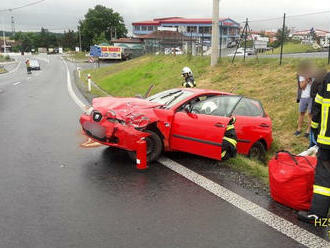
147;89;194;108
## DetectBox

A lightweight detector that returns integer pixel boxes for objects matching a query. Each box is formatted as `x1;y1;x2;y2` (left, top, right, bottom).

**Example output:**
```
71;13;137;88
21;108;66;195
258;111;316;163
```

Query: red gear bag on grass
269;150;317;210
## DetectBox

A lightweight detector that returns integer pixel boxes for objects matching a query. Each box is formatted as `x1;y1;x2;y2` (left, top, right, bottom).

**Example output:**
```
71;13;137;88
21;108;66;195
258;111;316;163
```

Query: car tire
128;130;163;163
249;141;266;162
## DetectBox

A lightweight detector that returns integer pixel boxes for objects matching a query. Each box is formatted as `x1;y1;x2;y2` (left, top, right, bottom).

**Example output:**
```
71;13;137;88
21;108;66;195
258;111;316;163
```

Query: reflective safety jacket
221;118;237;160
311;73;330;149
182;76;196;88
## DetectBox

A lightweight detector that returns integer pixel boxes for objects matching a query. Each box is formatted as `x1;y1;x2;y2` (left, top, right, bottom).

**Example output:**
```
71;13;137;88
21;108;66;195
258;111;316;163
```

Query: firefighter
221;117;237;161
182;67;196;88
298;72;330;223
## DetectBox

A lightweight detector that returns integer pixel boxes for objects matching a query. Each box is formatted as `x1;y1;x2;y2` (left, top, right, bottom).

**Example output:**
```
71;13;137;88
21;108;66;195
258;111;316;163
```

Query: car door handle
259;123;270;128
214;123;225;128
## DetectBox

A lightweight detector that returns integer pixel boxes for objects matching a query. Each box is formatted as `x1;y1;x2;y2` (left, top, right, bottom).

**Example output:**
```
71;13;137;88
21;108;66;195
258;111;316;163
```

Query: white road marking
158;157;330;248
13;81;22;86
62;59;87;111
63;56;329;247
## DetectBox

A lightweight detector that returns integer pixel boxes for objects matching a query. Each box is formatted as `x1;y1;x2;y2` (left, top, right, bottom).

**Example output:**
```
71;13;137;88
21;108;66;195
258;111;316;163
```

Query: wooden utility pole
78;26;82;52
211;0;220;66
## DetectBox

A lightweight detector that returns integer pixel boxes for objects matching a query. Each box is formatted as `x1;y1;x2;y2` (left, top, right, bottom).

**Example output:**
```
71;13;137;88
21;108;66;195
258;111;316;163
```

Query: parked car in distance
227;51;248;57
227;40;238;48
29;60;40;70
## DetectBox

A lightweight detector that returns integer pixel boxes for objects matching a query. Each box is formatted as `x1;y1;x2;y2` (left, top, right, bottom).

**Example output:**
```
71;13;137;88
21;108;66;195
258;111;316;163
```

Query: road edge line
62;59;86;111
158;157;330;248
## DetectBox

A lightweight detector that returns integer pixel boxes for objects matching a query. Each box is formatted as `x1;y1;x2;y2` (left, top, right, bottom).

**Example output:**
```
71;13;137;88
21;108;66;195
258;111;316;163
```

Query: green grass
0;54;11;62
81;55;210;97
223;155;269;185
81;55;330;183
266;42;320;54
0;67;7;74
70;52;88;61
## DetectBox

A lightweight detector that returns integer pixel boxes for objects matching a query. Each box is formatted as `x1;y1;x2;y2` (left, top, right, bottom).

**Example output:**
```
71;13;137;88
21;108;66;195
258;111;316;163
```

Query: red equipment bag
269;150;317;210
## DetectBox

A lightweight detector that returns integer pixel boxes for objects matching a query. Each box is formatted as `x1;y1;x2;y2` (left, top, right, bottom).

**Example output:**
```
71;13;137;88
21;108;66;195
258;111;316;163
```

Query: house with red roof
132;17;240;46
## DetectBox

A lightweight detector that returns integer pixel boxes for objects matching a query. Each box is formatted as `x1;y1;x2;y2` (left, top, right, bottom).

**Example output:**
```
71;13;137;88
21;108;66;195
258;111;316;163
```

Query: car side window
190;95;240;117
177;94;216;112
233;98;264;117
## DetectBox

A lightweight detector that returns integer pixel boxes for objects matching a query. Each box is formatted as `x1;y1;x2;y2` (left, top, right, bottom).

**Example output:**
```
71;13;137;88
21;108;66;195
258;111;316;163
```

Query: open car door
169;96;232;160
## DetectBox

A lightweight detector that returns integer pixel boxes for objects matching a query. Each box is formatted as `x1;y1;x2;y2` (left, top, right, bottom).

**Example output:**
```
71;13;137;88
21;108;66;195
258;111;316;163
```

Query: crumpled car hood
92;96;161;121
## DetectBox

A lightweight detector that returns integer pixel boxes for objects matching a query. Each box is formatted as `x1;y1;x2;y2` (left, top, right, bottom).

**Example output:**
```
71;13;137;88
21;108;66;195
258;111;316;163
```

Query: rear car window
233;98;264;117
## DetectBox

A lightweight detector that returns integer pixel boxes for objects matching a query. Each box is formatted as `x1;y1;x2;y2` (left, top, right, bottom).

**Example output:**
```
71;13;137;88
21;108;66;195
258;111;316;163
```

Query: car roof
173;88;233;96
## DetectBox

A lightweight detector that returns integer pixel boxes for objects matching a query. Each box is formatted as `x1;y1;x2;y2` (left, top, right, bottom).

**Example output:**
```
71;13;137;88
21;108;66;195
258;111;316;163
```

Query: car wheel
128;130;163;163
249;141;266;162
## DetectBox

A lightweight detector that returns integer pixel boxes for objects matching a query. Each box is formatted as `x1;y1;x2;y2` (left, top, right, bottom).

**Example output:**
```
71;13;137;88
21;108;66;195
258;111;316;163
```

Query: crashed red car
80;88;273;169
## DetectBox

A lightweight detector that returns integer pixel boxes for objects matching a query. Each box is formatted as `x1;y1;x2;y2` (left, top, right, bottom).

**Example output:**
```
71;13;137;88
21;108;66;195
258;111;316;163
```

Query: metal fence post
201;31;204;56
243;18;248;61
279;13;286;66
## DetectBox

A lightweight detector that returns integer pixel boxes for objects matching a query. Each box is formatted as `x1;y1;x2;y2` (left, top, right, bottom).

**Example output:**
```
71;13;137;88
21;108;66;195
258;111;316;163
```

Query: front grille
84;129;107;142
84;129;119;144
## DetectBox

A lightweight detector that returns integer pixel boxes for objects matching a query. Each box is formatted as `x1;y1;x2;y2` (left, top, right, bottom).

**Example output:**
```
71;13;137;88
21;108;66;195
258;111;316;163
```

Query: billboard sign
254;40;268;49
90;45;122;60
100;46;122;59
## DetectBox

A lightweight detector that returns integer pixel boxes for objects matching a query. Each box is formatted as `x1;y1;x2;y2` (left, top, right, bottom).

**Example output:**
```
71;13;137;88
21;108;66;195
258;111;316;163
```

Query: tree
92;32;108;45
275;26;290;45
309;28;320;44
62;29;77;50
78;5;127;50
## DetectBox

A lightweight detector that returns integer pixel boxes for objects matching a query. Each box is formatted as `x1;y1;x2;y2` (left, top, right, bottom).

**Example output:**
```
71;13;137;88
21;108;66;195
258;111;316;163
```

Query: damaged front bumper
80;114;150;170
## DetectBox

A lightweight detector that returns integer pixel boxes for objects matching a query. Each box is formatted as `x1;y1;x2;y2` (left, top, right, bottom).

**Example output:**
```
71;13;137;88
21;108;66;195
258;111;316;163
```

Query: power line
0;0;47;12
242;9;330;23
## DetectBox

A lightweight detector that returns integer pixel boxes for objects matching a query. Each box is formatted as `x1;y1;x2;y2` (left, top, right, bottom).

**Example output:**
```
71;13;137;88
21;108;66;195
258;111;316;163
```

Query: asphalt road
0;54;328;248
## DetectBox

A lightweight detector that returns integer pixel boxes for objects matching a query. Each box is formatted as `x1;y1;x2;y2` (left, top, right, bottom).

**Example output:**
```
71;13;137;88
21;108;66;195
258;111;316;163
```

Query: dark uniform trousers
311;149;330;217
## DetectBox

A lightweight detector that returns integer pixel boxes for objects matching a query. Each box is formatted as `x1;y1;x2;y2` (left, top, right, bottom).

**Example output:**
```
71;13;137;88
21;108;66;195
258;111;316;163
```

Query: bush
270;40;281;48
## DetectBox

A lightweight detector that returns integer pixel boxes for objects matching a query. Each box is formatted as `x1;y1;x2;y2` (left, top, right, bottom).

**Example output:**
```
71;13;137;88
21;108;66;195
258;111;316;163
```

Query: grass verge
266;42;320;54
68;52;88;62
0;54;11;62
223;155;269;185
0;67;7;74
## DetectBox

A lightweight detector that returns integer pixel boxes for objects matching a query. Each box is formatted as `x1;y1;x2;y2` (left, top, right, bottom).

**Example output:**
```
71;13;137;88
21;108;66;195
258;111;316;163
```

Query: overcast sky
1;0;330;33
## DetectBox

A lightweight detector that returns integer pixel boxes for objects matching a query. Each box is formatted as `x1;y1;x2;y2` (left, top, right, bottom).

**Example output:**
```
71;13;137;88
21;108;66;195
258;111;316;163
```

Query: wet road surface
0;54;328;248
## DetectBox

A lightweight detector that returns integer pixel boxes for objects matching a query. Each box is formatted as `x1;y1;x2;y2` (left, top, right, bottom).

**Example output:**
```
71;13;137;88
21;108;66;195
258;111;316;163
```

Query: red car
80;88;273;169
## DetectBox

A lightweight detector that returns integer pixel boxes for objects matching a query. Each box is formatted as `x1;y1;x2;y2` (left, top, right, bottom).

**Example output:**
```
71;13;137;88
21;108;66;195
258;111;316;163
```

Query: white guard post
87;73;91;92
77;67;81;78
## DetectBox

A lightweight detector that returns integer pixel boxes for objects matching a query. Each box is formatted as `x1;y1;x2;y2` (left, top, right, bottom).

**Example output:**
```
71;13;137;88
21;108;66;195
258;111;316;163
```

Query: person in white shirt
294;62;313;137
